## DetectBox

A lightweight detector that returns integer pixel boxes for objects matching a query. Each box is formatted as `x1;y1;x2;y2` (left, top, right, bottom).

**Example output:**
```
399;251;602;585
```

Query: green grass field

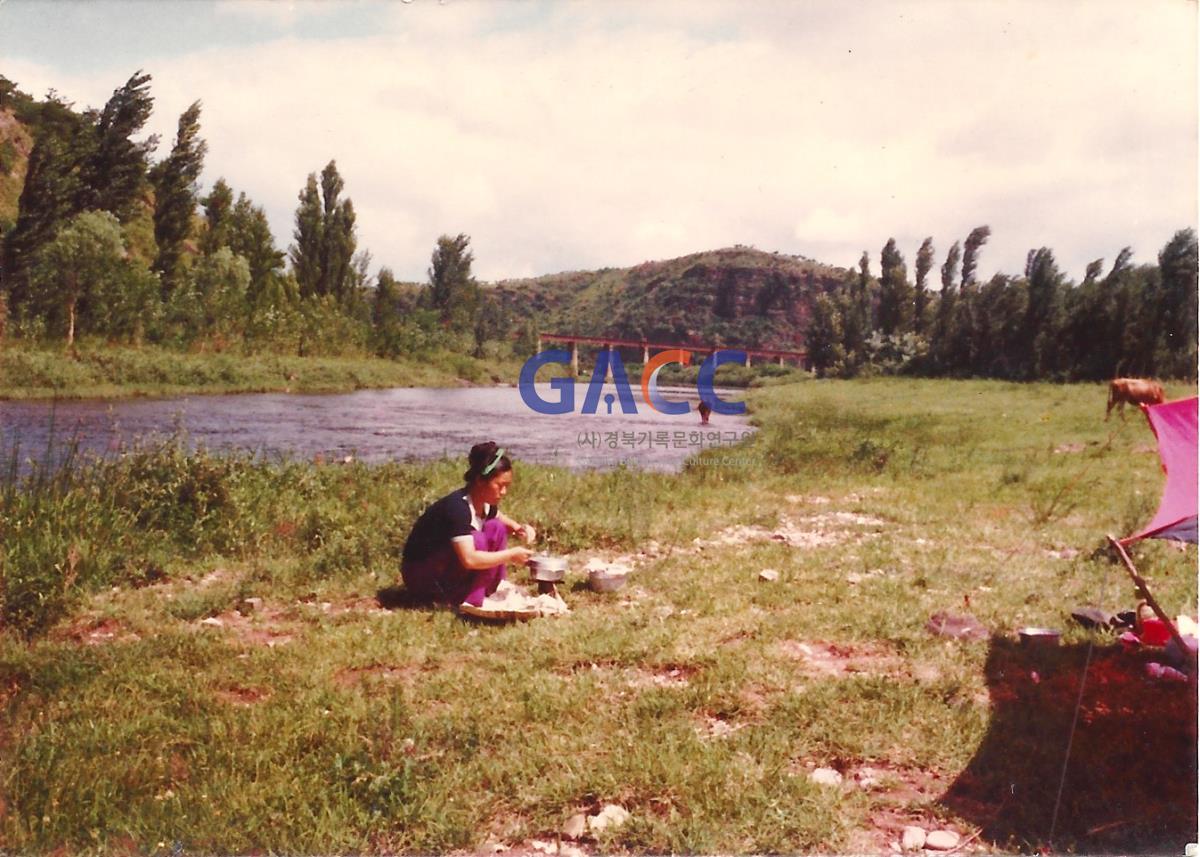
0;378;1195;854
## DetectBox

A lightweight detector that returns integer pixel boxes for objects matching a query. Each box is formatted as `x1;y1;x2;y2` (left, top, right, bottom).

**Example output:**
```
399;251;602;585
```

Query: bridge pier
570;341;579;374
642;343;649;364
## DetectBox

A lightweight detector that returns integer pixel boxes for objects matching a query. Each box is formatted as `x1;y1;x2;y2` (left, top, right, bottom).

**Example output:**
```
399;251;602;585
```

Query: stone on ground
925;830;961;851
901;826;926;851
588;804;631;833
561;813;587;840
808;767;843;786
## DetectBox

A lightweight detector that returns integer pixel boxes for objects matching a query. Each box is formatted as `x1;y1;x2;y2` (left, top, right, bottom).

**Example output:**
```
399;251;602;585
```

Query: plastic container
1139;618;1171;646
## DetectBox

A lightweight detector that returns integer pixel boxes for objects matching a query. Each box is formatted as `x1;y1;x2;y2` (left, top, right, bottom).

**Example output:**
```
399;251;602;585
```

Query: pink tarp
1122;397;1198;545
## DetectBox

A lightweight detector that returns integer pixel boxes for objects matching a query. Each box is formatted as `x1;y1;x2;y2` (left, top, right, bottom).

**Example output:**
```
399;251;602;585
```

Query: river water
0;385;755;473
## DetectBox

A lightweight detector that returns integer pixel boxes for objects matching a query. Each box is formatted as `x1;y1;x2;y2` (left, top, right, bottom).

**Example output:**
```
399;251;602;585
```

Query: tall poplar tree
876;237;911;335
961;225;991;287
1;96;93;304
77;70;157;221
151;101;206;297
913;237;934;335
289;160;356;301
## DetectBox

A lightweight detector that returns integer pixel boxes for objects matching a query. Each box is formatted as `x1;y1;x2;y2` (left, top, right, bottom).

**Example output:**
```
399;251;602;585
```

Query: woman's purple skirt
401;517;509;607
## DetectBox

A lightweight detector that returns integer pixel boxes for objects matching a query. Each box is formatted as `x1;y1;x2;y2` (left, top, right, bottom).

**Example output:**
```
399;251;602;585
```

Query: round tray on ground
458;603;538;622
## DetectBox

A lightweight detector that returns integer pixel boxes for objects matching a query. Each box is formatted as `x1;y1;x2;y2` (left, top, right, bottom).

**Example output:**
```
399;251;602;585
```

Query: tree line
805;225;1197;381
0;72;1193;381
0;72;521;360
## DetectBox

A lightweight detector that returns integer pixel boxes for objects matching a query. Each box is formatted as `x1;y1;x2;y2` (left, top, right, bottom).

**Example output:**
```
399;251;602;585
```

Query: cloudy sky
1;0;1195;284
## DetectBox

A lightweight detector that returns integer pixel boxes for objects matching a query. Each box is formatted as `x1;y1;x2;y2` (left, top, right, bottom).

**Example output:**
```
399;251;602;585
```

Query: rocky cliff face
491;246;848;350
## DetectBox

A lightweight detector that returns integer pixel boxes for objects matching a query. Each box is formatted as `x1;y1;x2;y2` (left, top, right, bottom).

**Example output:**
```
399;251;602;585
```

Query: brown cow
1106;377;1165;420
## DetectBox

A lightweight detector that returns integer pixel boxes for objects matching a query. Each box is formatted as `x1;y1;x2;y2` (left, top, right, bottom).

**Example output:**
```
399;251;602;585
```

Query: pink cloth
1125;397;1198;544
400;518;509;606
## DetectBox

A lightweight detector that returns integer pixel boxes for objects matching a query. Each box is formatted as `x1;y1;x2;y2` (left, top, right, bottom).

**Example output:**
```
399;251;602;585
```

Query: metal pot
528;554;567;582
589;569;627;593
1018;627;1061;647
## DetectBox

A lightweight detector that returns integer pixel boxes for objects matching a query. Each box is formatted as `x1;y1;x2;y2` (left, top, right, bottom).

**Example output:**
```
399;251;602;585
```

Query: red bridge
537;332;808;372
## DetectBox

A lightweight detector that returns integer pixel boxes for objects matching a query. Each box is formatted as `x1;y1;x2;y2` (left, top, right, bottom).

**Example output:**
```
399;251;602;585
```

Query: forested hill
489;247;849;349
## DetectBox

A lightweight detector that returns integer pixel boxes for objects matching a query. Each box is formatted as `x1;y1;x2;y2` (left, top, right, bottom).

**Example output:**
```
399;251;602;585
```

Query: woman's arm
496;511;536;544
452;537;532;571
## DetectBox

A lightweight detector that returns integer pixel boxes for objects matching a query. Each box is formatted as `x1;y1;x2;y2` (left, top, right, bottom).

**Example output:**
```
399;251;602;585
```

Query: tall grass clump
0;433;137;637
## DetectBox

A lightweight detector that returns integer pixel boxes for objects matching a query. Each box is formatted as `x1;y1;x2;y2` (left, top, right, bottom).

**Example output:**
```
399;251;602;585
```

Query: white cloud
4;0;1195;283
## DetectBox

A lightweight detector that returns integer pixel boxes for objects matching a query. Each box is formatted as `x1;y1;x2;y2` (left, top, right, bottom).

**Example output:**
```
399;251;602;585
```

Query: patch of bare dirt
333;664;421;690
193;603;300;648
773;639;905;678
55;616;140;647
684;509;887;554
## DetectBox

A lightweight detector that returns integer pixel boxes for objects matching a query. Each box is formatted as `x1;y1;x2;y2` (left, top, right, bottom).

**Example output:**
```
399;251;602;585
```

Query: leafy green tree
318;162;357;301
165;247;249;344
426;233;481;331
930;241;960;369
1023;247;1064;377
200;178;234;255
290;173;323;297
973;274;1027;377
372;267;402;330
33;210;127;346
228;192;285;307
289;160;357;301
2;92;97;302
913;237;934;334
1155;228;1198;378
151;101;206;297
876;237;912;335
2;128;82;307
805;292;846;377
77;71;157;222
961;225;990;287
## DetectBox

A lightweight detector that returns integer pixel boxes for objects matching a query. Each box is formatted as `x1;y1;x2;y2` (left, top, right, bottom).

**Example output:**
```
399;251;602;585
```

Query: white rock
559;846;587;857
588;804;631;833
561;813;587;840
530;839;557;854
808;767;842;787
759;569;780;582
199;617;224;627
901;826;926;851
925;830;960;851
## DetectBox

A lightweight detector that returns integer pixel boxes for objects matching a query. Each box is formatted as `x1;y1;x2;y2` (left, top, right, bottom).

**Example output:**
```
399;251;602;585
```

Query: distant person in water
400;441;535;607
697;398;713;425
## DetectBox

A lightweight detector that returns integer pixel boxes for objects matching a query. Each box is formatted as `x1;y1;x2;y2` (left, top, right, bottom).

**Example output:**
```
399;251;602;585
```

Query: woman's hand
508;546;533;566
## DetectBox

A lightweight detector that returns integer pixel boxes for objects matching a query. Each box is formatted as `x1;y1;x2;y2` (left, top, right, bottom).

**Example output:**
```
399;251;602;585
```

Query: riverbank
0;341;808;400
0;378;1195;853
0;342;523;400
